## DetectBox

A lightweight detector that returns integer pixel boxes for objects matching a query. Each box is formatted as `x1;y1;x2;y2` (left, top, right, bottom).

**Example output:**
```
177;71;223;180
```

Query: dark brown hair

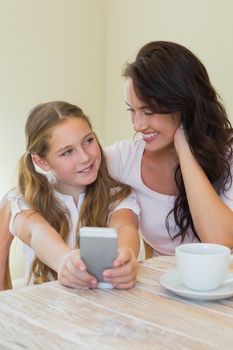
124;41;233;242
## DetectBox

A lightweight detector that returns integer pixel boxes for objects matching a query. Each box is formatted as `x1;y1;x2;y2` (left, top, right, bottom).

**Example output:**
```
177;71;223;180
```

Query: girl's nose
79;148;90;163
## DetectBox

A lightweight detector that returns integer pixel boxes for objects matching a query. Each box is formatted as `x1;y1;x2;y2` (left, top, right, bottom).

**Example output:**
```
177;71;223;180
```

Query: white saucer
160;269;233;301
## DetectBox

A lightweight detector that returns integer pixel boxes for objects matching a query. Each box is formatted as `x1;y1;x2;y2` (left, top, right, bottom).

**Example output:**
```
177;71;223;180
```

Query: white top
7;187;140;280
105;138;233;256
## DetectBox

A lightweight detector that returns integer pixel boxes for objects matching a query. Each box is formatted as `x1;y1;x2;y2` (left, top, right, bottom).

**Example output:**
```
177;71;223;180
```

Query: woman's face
125;78;180;154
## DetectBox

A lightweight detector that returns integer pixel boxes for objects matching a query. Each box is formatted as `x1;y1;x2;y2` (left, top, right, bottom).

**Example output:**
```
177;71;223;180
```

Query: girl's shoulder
7;188;24;202
109;187;140;217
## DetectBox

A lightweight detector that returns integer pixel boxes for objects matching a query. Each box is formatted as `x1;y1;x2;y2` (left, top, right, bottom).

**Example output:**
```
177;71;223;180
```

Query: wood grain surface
0;256;232;350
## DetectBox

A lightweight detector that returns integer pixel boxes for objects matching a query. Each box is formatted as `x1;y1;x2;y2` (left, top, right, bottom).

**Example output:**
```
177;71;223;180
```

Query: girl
1;101;140;290
105;41;233;257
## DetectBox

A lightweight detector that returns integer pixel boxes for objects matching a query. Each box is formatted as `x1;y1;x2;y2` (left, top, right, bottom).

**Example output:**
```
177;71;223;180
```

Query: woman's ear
31;154;50;172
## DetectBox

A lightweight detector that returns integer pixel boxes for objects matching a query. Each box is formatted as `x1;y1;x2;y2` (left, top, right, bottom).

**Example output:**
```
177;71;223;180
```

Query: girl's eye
61;149;73;157
84;137;94;145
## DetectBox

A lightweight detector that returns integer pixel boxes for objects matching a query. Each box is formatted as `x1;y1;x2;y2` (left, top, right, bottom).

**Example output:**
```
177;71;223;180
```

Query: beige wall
1;0;233;279
2;0;233;196
104;0;233;145
0;0;106;198
0;0;106;279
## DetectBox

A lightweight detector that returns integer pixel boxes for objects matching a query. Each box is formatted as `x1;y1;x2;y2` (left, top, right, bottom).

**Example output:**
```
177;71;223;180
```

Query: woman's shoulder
105;138;144;161
105;137;143;150
104;138;144;179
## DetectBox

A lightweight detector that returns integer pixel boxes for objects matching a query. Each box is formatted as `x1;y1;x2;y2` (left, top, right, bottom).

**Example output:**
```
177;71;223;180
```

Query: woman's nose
132;112;148;131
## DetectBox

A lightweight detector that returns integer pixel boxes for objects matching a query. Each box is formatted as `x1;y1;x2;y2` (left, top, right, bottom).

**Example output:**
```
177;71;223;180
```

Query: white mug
175;243;233;291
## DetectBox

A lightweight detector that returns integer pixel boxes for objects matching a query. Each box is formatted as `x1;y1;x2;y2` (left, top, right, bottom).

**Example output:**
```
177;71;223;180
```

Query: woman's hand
57;249;98;289
174;124;190;156
102;246;138;289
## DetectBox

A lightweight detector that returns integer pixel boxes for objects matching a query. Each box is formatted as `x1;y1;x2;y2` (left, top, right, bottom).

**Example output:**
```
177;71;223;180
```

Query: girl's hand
57;249;97;289
102;246;138;289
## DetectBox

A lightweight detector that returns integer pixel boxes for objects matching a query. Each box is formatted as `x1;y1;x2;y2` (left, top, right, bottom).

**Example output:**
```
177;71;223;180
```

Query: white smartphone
80;227;118;288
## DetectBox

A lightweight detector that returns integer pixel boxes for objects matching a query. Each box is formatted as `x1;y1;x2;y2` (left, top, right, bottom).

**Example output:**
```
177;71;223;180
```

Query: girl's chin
80;173;98;185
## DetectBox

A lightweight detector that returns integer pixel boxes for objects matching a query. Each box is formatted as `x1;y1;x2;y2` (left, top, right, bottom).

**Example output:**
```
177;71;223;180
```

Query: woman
105;41;233;256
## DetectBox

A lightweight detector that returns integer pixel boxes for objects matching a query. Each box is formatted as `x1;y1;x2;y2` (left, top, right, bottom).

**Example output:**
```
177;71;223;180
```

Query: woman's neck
142;146;179;195
143;144;179;166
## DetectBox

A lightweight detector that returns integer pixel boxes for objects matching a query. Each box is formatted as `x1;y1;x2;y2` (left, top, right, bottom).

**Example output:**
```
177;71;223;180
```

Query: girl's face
125;78;180;154
41;117;101;197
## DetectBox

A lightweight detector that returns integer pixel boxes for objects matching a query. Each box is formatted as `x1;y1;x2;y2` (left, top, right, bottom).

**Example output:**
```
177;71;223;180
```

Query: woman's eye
144;111;154;116
126;107;135;113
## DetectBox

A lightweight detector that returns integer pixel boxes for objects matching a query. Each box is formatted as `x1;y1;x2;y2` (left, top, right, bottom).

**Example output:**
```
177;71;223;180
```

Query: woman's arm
103;208;140;289
0;197;13;290
174;127;233;248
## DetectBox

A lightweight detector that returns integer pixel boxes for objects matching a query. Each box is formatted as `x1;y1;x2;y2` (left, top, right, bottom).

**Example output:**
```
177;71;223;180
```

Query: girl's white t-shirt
7;188;140;281
105;138;233;256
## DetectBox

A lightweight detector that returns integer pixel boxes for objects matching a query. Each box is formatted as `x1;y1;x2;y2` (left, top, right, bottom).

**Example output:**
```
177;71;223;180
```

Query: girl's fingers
113;247;131;267
103;258;137;287
59;268;97;288
112;280;136;290
58;250;97;288
59;248;137;290
66;259;86;277
59;272;88;288
104;272;137;284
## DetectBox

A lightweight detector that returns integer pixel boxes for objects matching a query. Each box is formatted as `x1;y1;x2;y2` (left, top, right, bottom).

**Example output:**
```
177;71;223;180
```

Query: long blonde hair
18;101;131;284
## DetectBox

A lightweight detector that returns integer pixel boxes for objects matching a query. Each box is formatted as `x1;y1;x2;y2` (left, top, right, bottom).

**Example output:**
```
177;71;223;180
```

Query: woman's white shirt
105;138;233;256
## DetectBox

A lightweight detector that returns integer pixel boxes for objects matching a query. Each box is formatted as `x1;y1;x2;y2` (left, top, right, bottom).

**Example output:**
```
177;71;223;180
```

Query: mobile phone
80;227;118;288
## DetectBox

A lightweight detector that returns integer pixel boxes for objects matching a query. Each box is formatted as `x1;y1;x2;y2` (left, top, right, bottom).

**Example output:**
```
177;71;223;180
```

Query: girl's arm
14;207;140;290
103;208;140;289
0;197;13;290
174;127;233;248
14;211;98;288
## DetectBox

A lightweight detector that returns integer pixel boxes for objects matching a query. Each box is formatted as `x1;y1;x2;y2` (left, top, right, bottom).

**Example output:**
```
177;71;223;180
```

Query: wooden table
0;256;233;349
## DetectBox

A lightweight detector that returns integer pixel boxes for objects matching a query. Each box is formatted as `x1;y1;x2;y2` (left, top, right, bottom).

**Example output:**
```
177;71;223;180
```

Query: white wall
104;0;233;145
0;0;106;198
1;0;233;279
2;0;233;198
0;0;106;279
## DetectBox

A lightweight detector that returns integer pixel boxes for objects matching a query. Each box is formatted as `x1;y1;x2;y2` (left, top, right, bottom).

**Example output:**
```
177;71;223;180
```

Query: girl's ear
31;154;50;172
